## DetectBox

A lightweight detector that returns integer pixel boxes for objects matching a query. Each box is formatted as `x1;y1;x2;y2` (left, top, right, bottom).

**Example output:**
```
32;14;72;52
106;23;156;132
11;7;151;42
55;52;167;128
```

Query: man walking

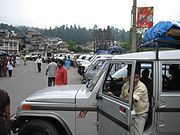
7;58;14;77
46;58;57;87
35;55;42;73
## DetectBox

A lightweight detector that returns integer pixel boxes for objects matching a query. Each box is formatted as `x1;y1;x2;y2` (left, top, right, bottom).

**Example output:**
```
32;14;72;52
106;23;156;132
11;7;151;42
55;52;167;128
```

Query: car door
97;60;136;135
157;61;180;134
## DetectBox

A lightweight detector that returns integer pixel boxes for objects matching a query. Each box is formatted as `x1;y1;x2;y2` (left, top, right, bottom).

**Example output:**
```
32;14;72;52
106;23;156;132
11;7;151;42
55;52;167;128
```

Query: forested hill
0;23;130;45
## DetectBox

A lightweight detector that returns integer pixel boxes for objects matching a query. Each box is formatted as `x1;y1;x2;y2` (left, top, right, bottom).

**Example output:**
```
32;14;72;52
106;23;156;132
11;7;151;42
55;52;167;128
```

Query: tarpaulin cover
96;50;108;54
96;46;125;54
108;46;125;54
143;21;180;48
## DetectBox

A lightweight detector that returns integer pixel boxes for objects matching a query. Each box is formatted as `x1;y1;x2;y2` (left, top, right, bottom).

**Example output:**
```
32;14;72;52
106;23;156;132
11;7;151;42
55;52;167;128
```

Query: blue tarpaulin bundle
96;50;108;54
142;21;180;48
108;46;125;54
96;46;125;54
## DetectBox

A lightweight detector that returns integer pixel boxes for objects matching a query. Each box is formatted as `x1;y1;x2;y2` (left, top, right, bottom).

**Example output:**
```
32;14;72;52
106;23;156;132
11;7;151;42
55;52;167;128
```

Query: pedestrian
7;58;13;77
46;58;57;87
73;55;77;67
47;57;51;64
0;57;3;77
65;56;71;69
63;55;67;65
12;56;16;67
55;59;67;85
120;69;149;135
2;57;8;77
0;89;11;135
35;55;42;73
23;55;27;65
16;56;20;66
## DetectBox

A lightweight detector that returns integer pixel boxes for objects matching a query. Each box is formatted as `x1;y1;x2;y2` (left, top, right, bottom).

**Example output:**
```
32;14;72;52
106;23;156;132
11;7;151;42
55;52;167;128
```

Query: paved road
0;60;82;115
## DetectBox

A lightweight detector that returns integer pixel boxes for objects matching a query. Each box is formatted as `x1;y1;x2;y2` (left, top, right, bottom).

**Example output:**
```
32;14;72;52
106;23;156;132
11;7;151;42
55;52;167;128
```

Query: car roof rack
137;21;180;61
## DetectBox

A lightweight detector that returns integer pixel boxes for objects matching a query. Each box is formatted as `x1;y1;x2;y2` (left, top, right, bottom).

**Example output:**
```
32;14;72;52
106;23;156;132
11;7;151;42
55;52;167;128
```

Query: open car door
97;61;135;135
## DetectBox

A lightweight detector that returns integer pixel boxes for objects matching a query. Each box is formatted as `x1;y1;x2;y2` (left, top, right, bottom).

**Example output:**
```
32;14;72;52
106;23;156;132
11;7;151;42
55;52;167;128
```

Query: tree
121;41;131;51
68;40;76;52
0;23;131;48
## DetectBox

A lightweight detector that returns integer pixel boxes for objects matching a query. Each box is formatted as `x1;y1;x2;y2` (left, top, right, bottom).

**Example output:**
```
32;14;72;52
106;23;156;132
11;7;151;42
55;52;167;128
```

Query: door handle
157;120;165;127
157;101;166;108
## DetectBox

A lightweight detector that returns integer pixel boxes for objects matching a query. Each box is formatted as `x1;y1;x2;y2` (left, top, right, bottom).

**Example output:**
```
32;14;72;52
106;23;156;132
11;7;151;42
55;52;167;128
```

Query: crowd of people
0;53;73;87
0;55;22;78
46;58;68;86
0;54;72;134
45;56;69;87
33;54;71;87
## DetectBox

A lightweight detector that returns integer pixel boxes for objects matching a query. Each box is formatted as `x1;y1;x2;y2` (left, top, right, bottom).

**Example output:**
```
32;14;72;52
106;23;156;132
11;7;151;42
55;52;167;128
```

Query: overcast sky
0;0;179;30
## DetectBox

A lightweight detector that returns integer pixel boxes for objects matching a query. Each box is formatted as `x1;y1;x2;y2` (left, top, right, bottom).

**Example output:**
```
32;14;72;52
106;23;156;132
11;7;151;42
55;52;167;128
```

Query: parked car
53;53;67;60
11;49;180;135
25;52;42;61
81;57;110;84
11;20;180;135
78;54;112;75
76;54;93;67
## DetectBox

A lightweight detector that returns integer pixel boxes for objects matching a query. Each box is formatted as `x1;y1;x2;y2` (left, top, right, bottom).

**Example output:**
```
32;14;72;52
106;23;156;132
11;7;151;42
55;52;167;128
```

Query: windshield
90;59;106;70
87;61;109;91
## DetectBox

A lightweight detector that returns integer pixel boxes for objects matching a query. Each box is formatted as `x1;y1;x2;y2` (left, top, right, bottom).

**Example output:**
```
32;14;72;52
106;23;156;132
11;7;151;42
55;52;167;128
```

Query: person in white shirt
7;58;13;77
35;55;42;73
16;56;20;66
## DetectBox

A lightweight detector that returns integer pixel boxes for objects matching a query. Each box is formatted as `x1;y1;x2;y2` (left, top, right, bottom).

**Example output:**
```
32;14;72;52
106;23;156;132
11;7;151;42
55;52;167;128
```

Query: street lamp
131;0;137;52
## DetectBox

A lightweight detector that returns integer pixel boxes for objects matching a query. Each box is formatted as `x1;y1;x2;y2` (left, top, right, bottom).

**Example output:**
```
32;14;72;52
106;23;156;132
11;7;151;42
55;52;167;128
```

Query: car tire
18;119;59;135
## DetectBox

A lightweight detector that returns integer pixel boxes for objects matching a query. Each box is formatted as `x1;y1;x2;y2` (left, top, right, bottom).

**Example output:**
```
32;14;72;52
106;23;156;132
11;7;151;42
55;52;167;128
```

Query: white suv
11;49;180;135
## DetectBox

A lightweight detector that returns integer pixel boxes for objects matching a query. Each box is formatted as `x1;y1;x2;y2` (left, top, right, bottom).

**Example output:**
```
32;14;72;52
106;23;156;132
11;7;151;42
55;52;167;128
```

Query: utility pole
131;0;137;52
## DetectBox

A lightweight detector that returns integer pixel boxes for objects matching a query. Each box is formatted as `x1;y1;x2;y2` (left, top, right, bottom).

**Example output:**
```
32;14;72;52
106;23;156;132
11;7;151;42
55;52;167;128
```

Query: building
0;29;20;55
93;26;113;52
26;29;47;52
46;37;69;53
0;28;69;55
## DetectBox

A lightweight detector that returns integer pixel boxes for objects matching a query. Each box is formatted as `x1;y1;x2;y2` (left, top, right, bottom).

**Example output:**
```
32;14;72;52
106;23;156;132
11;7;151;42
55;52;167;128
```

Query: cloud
0;0;179;30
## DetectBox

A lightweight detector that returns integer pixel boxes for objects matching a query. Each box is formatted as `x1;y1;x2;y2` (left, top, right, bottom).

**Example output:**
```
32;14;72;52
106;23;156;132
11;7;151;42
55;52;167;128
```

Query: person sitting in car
166;64;180;90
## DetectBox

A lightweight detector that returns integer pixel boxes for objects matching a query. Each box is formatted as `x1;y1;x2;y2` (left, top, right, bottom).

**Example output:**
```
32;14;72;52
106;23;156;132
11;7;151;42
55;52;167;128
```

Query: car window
161;62;180;91
102;62;133;103
102;61;153;104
